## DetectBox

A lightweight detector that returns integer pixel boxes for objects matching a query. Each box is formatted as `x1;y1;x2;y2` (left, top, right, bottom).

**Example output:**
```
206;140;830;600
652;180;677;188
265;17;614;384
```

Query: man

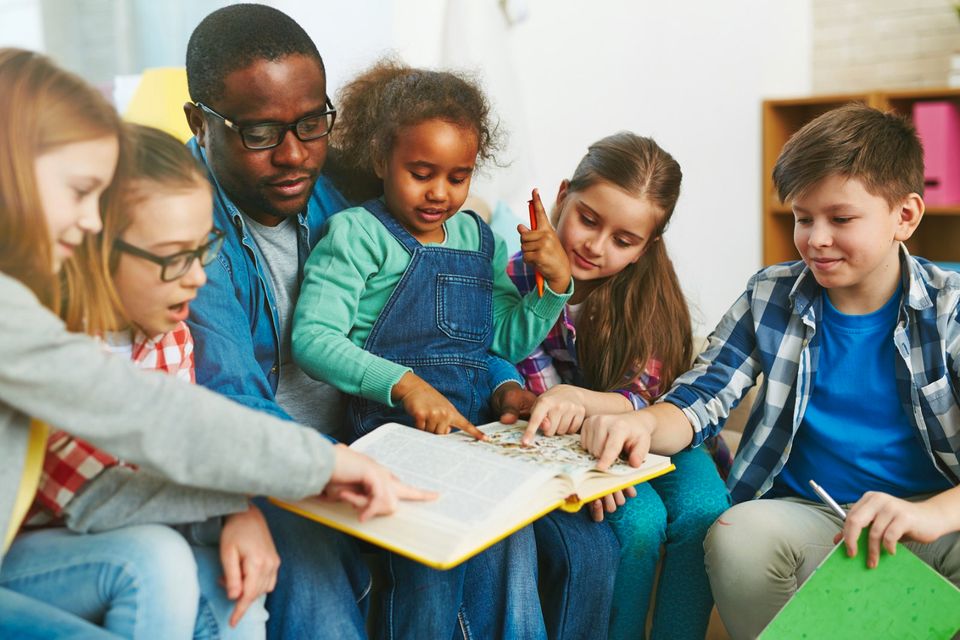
183;5;540;639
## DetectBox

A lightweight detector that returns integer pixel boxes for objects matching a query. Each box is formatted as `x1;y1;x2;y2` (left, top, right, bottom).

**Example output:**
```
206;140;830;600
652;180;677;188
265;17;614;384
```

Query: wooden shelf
762;90;960;266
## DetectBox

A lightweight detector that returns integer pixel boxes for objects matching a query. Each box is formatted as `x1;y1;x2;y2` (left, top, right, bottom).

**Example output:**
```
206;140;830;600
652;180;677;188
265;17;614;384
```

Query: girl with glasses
24;123;279;639
0;48;431;639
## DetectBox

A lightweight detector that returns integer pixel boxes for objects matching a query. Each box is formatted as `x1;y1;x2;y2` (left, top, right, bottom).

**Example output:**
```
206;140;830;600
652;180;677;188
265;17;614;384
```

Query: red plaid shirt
25;322;194;526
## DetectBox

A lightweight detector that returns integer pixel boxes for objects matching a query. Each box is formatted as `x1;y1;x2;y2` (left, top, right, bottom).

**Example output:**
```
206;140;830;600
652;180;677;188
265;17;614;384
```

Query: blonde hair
556;132;691;397
0;48;120;310
64;123;209;334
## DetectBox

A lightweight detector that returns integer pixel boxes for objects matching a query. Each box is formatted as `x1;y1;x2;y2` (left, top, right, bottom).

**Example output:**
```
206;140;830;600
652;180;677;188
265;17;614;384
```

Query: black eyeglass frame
113;228;225;282
195;99;337;150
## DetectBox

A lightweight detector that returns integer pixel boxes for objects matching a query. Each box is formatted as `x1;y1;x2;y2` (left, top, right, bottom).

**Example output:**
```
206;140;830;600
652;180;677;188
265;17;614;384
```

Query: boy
577;103;960;638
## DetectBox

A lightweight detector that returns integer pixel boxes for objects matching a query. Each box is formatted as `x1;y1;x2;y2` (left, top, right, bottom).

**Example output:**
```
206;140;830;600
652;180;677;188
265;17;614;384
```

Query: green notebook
760;531;960;639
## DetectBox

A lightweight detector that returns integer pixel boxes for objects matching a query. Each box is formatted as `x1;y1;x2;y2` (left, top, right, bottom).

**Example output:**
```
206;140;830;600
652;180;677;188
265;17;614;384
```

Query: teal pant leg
607;446;730;640
606;482;666;639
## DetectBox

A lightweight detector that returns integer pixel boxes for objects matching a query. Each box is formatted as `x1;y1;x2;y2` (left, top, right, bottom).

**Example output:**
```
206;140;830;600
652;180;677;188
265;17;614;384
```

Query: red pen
527;197;545;297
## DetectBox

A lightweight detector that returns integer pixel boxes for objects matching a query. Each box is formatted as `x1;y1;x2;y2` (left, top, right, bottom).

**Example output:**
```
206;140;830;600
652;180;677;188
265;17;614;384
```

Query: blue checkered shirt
663;246;960;503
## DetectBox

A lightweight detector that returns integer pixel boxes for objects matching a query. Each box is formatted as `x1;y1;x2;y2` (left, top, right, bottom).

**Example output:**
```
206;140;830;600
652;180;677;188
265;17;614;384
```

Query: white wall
1;0;813;333
0;0;43;49
390;0;813;333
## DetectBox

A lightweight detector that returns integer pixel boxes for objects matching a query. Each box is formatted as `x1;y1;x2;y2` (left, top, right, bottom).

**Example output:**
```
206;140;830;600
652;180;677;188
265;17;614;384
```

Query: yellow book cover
272;421;674;570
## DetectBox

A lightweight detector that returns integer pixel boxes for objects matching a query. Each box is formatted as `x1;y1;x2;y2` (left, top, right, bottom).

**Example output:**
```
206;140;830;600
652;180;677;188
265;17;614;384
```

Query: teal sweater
292;206;571;407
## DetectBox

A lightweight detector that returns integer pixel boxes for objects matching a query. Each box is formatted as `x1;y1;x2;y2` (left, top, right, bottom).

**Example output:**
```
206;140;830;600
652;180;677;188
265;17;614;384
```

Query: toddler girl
293;58;573;640
294;60;572;440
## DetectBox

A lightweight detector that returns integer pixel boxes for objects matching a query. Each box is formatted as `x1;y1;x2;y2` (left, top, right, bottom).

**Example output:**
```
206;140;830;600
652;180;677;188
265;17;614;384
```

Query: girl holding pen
508;132;731;640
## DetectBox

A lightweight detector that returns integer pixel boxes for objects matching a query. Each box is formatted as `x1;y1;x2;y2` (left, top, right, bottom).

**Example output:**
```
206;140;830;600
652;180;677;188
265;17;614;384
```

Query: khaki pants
703;496;960;640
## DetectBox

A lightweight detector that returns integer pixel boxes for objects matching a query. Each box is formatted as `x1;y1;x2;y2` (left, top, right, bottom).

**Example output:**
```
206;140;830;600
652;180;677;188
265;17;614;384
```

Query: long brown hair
63;123;210;334
0;48;120;310
559;132;691;398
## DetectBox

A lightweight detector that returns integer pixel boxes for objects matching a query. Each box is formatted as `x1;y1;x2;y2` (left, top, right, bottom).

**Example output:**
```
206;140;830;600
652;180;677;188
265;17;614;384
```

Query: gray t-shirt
243;214;345;435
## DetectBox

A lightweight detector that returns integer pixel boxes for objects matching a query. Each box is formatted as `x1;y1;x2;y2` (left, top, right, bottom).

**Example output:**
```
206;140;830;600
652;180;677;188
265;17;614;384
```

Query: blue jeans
606;446;731;640
379;524;546;640
0;524;266;639
255;497;370;640
0;586;121;639
534;509;620;640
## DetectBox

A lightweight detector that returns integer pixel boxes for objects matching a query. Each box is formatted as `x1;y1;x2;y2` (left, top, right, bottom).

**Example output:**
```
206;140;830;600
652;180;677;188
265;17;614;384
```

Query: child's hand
833;491;949;569
491;381;536;424
219;503;280;627
580;412;653;471
518;188;572;294
588;486;638;522
392;372;485;439
522;384;588;445
325;445;438;521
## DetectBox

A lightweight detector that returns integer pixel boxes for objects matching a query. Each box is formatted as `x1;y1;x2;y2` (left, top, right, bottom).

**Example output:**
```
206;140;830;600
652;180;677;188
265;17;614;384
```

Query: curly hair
186;3;324;105
328;58;501;202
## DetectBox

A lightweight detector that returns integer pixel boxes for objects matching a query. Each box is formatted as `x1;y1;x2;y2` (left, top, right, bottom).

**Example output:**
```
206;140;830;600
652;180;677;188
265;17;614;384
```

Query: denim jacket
185;140;521;424
664;246;960;503
186;139;349;422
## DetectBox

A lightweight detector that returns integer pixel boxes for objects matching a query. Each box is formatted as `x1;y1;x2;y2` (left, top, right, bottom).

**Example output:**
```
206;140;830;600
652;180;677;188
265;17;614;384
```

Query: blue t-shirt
772;284;951;503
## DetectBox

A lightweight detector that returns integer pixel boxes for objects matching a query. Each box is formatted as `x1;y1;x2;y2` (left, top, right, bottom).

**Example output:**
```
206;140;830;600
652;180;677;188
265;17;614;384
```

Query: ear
555;179;571;209
631;235;660;264
373;154;386;180
893;193;924;242
184;102;207;147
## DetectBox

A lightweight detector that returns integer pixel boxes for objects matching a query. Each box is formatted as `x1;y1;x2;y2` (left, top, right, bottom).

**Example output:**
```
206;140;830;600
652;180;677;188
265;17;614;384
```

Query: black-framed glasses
113;228;225;282
195;99;337;150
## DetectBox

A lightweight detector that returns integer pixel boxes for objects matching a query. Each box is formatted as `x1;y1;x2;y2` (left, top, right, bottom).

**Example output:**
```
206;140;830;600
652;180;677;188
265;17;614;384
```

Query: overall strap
360;198;422;255
464;210;495;262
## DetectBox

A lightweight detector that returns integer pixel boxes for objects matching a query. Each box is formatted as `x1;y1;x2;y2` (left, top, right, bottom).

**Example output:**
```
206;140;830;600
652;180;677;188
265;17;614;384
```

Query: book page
352;424;557;527
470;422;642;481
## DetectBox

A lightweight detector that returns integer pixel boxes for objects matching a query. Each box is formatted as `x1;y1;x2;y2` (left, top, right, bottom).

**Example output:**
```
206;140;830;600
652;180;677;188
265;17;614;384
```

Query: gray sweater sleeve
62;466;249;533
0;273;335;500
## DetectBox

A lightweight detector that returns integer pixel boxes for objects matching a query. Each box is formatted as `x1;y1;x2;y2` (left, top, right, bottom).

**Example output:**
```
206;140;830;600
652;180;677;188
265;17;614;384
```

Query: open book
272;421;673;570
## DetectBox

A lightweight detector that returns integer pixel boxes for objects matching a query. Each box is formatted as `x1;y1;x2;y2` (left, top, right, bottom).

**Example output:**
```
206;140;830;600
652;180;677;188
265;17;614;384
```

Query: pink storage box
913;101;960;205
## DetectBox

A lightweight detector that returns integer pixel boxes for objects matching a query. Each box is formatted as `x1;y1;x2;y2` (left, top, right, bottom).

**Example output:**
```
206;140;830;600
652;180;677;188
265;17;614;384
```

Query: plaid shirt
26;322;194;525
506;253;662;406
507;252;732;477
664;246;960;504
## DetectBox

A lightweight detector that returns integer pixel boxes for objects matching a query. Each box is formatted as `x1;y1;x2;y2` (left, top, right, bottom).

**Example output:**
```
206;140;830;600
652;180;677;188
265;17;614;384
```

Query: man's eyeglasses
195;99;337;150
113;228;225;282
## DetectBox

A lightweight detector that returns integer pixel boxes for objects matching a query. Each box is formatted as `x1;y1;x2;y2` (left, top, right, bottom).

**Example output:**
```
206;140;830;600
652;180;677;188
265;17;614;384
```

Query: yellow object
4;419;49;552
123;67;193;143
270;421;675;570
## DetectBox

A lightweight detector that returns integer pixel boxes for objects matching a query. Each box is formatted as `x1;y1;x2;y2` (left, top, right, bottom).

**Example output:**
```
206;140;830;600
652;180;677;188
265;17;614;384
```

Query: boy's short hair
772;102;924;207
186;3;324;105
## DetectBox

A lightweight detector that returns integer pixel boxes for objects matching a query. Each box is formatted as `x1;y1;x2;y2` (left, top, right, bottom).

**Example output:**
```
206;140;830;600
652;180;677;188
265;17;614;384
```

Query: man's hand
491;381;536;425
219;503;280;627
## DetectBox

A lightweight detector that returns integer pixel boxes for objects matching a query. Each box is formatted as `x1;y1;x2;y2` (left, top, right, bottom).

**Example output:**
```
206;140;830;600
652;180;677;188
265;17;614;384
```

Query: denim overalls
348;198;496;440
